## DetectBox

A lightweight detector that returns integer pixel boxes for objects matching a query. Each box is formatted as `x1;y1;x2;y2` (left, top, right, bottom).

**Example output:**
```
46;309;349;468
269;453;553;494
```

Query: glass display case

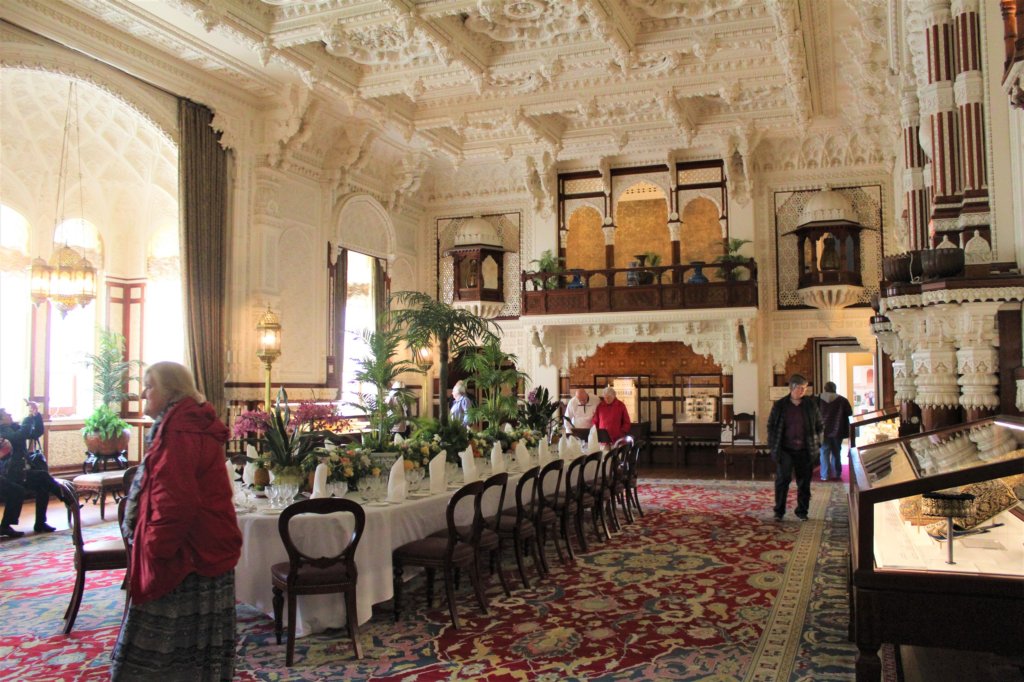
847;406;899;449
848;416;1024;682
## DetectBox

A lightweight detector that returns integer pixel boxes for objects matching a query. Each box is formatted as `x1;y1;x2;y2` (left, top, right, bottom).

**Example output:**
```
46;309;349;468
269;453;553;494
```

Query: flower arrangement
232;408;325;474
289;400;350;432
408;417;471;465
232;409;270;440
396;433;442;469
519;386;559;435
301;445;375;487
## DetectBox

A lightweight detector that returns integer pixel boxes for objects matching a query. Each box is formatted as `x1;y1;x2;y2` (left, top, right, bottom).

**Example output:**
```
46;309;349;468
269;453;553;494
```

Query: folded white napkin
538;439;552;466
242;460;256;486
460;447;478;483
515;440;530;467
310;462;330;499
503;422;514;434
587;425;600;453
558;435;567;459
393;433;404;446
429;451;447;494
225;458;236;484
324;441;338;453
387;456;407;503
490;442;505;474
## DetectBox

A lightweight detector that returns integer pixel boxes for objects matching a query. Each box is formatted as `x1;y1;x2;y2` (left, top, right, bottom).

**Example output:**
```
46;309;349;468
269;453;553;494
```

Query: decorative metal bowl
920;247;965;280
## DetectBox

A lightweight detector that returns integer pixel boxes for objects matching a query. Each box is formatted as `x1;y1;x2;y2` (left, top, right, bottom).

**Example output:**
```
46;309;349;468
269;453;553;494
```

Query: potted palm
347;317;422;455
390;291;499;428
528;250;565;290
463;337;527;449
714;238;753;280
81;329;143;456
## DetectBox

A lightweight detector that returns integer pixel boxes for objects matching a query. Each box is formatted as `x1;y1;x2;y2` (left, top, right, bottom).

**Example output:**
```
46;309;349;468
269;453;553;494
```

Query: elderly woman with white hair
449;380;473;425
593;386;631;444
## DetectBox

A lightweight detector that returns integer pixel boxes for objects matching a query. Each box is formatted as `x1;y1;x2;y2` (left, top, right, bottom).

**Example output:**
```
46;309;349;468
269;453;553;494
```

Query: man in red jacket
593;386;631;444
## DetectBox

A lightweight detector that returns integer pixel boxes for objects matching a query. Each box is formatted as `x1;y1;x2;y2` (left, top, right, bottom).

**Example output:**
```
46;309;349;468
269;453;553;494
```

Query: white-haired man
563;388;597;435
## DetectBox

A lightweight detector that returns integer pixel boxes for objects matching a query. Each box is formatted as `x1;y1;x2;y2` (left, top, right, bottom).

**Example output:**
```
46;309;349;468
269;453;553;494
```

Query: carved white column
910;308;961;430
901;88;929;251
952;0;990;239
955;303;1001;420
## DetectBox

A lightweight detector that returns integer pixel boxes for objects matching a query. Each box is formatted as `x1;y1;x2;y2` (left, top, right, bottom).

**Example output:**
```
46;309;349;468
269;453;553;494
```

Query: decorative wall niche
437;212;521;317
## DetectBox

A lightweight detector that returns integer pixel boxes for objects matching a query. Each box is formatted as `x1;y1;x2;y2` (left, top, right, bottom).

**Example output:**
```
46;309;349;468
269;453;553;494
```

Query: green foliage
81;404;129;441
259;407;332;471
714;238;753;279
346;319;421;450
641;251;662;267
463;337;527;430
528;250;565;290
519;386;559;434
409;417;471;464
390;291;500;427
81;329;144;408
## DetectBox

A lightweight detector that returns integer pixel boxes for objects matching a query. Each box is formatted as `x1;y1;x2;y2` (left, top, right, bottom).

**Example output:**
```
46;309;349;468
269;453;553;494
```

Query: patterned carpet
0;480;876;681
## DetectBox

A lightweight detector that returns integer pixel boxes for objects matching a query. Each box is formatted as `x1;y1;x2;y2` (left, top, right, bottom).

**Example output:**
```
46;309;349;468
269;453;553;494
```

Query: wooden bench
71;472;126;521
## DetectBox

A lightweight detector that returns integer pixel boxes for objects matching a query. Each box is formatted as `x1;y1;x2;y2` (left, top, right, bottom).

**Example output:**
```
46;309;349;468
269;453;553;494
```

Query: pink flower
232;410;270;439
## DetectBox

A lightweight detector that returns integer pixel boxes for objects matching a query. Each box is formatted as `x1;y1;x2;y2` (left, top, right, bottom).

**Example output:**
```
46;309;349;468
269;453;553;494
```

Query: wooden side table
72;471;126;521
672;422;722;466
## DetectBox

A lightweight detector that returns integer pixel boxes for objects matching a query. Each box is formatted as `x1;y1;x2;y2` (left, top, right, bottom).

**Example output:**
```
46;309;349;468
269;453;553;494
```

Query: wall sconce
414;346;433;371
255;305;282;410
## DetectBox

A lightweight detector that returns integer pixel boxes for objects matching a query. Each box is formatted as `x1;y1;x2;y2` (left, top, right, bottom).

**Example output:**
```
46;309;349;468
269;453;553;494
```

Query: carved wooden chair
497;466;544;588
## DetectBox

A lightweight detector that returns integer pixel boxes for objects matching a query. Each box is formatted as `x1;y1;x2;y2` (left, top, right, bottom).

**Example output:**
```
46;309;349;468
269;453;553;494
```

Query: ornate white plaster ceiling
3;0;894;165
0;69;177;234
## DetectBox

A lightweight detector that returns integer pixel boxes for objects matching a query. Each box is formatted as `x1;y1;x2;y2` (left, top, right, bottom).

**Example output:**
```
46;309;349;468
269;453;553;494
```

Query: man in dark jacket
0;407;59;537
818;381;853;481
767;375;823;521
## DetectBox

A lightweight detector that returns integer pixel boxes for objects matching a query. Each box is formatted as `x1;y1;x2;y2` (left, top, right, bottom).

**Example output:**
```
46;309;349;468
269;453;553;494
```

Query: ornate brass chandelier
30;82;96;317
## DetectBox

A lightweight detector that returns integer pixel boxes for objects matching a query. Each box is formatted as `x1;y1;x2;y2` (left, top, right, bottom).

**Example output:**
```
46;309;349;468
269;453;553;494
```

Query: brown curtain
178;99;228;416
335;248;348;392
373;257;387;330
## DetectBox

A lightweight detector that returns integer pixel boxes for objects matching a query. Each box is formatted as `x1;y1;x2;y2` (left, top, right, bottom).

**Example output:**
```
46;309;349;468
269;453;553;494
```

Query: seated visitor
563;387;597;435
593;386;631;444
450;380;473;425
0;406;60;538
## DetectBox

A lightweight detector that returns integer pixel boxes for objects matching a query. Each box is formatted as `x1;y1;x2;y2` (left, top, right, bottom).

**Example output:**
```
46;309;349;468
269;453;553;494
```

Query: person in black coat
0;407;59;537
818;382;853;481
767;375;823;522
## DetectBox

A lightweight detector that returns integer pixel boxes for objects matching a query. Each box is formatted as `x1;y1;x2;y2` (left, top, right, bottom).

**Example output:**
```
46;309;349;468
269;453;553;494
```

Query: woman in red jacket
593;386;632;444
111;362;242;681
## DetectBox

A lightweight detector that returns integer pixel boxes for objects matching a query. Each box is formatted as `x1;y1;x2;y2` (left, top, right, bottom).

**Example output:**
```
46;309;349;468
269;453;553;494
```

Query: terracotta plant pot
84;430;130;455
920;248;965;280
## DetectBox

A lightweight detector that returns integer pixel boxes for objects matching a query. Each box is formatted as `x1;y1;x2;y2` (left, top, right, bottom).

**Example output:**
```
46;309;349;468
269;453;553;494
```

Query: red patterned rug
0;480;886;681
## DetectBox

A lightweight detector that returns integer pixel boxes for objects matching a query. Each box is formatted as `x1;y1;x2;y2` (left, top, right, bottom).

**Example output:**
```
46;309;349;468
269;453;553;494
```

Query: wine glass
265;484;278;509
357;476;372;502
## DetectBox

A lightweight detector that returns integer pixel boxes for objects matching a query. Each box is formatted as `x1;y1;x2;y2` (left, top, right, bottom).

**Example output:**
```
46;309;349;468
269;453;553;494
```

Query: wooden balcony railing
521;261;758;316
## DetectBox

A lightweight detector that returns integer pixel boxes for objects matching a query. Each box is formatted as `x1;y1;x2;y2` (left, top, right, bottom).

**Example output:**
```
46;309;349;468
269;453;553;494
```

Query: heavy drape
334;248;348;392
373;257;387;329
178;99;228;415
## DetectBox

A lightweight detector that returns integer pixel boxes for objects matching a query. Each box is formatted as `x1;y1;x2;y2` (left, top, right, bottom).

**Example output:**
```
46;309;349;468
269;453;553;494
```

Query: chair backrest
582;451;603;497
446;480;484;548
732;412;756;444
123;465;139;492
55;479;84;551
623;438;644;480
600;446;621;491
511;466;540;524
278;498;366;573
480;472;509;531
564;455;586;501
536;458;564;517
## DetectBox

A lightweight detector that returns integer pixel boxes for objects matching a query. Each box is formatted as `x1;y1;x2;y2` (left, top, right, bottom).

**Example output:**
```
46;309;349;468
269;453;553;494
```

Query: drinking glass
357;476;371;501
265;485;278;509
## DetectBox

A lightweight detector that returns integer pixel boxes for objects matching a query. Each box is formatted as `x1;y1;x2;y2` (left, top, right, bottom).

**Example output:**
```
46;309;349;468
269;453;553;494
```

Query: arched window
0;205;32;411
340;250;378;408
145;222;184;365
48;218;101;417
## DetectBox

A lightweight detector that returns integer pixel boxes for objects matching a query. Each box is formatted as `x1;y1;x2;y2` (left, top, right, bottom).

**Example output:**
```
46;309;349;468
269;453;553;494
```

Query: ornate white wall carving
334;194;395;259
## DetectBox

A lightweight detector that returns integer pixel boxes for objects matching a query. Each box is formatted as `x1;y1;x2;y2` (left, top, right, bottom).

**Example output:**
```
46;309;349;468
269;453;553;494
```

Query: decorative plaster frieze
918;81;955;116
953;71;985;106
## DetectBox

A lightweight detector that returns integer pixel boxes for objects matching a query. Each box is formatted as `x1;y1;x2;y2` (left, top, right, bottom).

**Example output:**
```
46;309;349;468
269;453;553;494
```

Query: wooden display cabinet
848;416;1024;681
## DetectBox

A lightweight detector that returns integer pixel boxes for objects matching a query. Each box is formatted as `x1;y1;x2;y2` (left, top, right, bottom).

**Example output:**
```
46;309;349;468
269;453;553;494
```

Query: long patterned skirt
110;570;236;682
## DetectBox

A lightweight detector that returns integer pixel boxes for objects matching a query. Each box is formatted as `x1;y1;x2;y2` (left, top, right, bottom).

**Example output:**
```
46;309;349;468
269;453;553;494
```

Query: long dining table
234;469;523;638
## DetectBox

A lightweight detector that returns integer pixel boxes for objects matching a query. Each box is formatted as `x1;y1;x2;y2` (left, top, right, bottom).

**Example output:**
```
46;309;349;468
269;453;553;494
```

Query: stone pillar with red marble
901;89;929;251
920;0;963;244
952;0;991;245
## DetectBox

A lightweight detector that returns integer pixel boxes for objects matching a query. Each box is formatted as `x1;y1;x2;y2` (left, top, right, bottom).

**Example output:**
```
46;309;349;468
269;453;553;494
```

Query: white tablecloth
235;469;531;637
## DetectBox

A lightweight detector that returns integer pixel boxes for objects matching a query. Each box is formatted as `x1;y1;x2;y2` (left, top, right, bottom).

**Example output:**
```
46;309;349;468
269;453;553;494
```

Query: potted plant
346;318;422;453
391;291;499;427
528;250;565;290
714;238;753;280
462;337;527;447
81;329;142;455
636;251;662;285
519;386;560;439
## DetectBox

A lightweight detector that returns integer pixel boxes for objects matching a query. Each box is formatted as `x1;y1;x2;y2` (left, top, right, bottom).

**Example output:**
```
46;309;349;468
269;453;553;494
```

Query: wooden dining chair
271;498;366;665
731;412;756;444
622;438;645;518
434;472;512;598
393;480;487;629
497;466;543;588
553;456;586;554
55;479;127;635
534;458;568;570
599;443;628;531
579;451;609;545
